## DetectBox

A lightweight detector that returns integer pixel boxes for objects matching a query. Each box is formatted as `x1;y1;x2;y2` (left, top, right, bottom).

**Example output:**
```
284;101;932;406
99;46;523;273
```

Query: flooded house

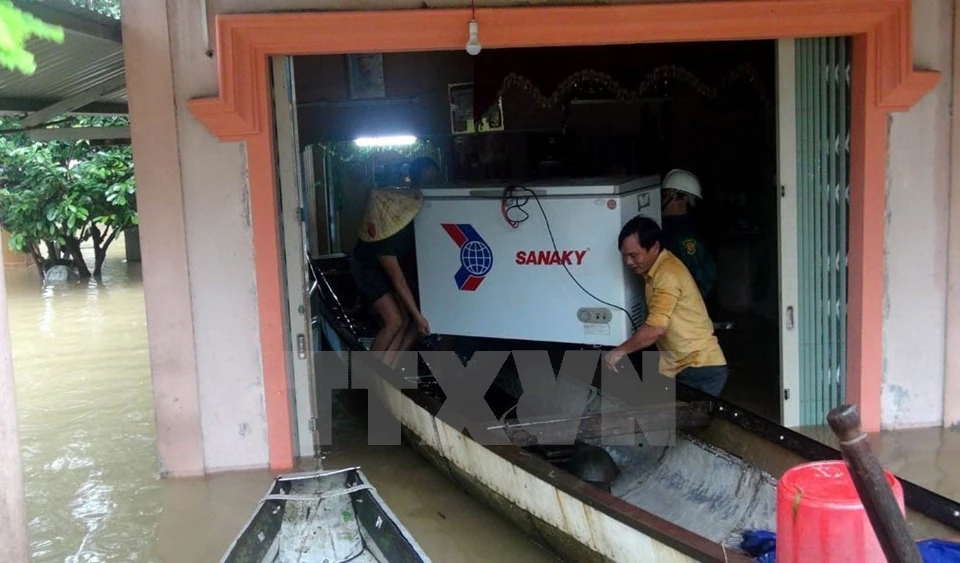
2;0;960;560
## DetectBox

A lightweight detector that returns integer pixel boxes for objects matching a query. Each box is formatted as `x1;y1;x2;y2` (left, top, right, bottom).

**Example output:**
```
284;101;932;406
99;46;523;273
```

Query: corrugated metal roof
0;0;126;115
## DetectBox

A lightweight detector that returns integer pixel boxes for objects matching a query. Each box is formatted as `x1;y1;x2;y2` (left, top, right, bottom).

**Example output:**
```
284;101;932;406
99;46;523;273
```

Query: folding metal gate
795;37;851;425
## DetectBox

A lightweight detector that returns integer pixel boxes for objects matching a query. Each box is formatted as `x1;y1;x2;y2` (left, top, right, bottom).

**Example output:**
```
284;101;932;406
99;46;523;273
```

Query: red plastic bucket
776;460;905;563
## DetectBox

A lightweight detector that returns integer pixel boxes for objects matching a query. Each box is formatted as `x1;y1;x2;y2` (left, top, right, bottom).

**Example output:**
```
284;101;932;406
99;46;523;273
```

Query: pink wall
123;0;271;474
0;250;28;563
946;4;960;429
883;0;954;428
124;0;271;474
121;0;205;476
170;0;270;471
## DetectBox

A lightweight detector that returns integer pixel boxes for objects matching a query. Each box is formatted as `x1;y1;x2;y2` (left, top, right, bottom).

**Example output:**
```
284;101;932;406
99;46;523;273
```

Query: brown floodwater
10;239;960;561
8;241;162;562
7;239;557;562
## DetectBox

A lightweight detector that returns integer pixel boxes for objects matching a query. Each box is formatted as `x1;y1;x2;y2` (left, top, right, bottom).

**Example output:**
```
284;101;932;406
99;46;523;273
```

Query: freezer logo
515;250;589;266
442;223;493;291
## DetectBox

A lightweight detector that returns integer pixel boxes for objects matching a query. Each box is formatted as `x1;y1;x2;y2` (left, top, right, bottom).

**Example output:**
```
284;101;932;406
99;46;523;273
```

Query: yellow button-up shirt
643;249;726;377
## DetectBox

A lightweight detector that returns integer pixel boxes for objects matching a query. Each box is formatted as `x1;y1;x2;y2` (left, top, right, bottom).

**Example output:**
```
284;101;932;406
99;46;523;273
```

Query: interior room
293;39;782;422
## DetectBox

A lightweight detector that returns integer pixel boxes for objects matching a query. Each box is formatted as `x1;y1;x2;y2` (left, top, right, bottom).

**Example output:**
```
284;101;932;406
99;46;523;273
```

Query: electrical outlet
577;307;612;324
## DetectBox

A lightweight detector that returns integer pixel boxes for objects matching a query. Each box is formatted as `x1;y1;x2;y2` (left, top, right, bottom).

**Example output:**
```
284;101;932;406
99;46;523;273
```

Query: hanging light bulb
465;19;482;56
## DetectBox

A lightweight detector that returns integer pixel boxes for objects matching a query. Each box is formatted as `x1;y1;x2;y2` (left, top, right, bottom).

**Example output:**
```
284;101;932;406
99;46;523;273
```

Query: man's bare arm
616;324;666;355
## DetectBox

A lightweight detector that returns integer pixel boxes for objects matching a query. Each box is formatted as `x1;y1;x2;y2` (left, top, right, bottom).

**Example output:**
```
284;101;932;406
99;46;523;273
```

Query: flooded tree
0;116;137;279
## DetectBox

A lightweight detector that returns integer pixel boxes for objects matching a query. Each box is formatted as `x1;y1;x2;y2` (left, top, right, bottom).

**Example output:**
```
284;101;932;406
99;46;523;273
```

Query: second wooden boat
221;466;431;563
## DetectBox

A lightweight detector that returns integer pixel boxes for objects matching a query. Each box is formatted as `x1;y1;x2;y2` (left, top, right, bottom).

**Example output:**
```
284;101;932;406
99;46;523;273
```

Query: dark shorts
675;364;728;396
350;257;393;308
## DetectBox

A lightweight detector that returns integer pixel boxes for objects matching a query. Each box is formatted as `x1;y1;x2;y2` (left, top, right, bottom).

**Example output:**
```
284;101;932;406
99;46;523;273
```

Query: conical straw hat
357;188;423;242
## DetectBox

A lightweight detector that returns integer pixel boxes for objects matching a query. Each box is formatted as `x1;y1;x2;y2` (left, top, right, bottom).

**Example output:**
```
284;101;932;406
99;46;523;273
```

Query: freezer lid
419;175;662;198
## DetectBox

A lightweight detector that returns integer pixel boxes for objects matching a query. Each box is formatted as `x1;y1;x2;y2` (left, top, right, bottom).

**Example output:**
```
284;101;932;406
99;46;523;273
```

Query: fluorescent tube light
353;135;417;147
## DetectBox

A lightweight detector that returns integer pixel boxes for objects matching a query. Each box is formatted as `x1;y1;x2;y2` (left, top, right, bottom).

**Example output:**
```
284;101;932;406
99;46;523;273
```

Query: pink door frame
187;2;936;470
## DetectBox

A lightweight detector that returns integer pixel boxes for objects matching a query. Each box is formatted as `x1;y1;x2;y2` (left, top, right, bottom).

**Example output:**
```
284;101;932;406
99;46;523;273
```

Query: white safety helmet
663;169;702;201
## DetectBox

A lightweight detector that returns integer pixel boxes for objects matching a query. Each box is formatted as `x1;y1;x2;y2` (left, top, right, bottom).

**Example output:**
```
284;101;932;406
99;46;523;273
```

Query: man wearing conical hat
349;187;430;368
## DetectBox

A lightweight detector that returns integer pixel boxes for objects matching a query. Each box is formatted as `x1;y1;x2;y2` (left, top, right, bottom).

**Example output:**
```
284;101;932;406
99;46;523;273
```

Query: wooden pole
826;404;922;563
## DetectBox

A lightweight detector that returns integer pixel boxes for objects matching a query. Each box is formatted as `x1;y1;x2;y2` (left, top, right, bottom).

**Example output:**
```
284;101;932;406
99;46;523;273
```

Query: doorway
188;3;932;469
275;36;861;438
280;40;787;425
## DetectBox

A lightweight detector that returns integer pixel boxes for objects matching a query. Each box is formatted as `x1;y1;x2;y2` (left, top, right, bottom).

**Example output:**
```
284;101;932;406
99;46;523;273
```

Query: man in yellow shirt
603;215;728;396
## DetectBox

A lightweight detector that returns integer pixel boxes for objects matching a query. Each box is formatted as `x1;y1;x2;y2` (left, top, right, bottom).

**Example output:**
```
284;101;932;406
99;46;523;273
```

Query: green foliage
0;0;65;75
0;115;136;278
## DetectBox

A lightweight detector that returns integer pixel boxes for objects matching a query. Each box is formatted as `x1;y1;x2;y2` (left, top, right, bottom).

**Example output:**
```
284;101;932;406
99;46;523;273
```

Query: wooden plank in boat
488;401;711;448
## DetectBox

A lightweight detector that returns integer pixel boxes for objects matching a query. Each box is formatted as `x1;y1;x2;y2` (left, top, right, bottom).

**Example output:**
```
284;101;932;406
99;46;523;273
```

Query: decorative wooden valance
491;63;774;114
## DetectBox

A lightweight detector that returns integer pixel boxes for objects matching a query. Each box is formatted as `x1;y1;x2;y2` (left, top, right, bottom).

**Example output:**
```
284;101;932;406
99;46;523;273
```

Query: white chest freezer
414;175;662;346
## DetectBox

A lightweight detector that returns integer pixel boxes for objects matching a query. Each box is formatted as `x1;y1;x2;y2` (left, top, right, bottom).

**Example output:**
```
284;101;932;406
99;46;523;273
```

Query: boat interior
307;255;960;560
222;467;429;563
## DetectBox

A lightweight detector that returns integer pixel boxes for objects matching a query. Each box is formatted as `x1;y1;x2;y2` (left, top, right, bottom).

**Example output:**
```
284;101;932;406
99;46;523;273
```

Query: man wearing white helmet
660;169;717;302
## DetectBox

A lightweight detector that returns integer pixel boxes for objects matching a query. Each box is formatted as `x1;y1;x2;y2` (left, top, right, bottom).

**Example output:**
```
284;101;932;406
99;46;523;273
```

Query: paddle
826;404;923;563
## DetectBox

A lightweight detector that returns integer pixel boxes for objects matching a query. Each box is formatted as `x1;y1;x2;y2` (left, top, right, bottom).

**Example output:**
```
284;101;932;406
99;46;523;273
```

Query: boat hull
358;363;747;562
308;255;960;562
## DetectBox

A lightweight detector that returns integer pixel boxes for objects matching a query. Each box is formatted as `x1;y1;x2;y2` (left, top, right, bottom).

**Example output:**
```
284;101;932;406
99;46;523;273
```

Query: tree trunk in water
63;238;91;278
91;227;103;279
40;240;73;269
93;246;105;279
92;227;121;278
43;240;58;266
28;246;45;280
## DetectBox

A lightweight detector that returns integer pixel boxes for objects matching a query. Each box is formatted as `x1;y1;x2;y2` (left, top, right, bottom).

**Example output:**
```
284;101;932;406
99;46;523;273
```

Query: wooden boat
221;466;431;563
310;255;960;562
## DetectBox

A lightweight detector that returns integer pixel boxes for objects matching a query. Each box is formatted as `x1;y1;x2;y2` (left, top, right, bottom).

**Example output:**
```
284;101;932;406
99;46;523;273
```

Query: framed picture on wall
347;54;386;99
448;82;505;135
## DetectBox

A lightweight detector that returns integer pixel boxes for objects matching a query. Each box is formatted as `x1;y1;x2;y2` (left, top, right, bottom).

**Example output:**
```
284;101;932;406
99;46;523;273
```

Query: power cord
501;185;530;228
502;185;641;331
